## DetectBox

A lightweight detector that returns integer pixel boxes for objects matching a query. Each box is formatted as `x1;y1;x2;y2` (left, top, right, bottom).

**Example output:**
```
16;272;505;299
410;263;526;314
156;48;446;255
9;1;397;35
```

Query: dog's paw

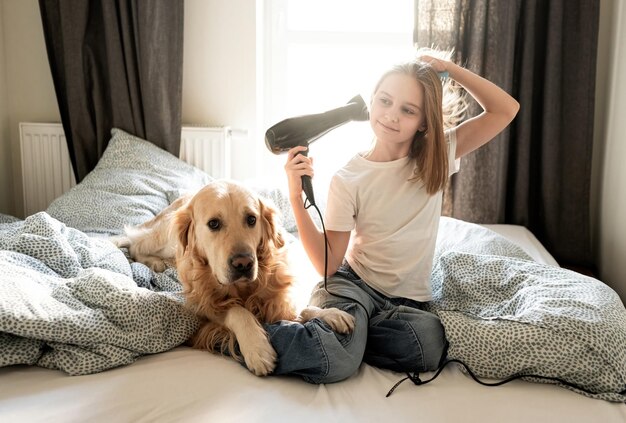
299;306;355;334
241;337;277;376
109;235;130;248
149;260;168;273
140;257;172;273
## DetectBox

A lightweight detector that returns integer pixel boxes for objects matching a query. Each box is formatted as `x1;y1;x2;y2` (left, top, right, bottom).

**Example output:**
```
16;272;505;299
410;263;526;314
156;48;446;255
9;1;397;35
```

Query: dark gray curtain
415;0;599;268
39;0;184;182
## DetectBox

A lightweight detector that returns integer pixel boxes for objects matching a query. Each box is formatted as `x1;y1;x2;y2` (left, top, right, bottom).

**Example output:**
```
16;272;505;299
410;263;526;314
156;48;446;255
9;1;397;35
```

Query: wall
182;0;260;183
1;0;62;218
0;0;624;302
0;1;14;214
594;0;626;302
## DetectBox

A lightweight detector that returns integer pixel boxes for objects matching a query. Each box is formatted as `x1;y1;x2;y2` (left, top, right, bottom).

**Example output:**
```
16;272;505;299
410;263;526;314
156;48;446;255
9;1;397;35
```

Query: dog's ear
173;205;195;257
259;197;285;250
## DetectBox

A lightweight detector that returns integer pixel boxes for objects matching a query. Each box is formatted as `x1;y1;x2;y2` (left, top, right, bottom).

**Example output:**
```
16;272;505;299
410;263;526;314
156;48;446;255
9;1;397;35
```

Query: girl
264;53;520;383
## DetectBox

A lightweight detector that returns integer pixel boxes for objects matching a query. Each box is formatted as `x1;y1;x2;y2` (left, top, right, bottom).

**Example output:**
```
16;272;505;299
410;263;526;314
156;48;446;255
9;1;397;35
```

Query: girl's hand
284;145;314;201
418;54;449;74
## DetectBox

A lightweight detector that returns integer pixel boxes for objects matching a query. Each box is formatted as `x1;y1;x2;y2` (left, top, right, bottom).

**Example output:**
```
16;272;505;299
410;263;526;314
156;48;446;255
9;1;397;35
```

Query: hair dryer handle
298;150;316;206
301;175;316;206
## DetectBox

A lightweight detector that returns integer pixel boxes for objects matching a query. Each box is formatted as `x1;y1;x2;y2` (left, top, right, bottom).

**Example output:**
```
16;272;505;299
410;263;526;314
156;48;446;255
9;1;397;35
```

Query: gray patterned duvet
429;218;626;402
0;212;199;375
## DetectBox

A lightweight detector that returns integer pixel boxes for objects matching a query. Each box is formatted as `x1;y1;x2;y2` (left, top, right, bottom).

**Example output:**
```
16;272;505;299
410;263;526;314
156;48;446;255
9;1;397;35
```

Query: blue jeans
264;264;447;384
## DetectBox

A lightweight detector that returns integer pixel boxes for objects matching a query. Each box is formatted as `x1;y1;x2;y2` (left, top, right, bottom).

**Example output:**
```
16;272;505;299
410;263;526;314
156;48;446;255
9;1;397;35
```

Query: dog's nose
229;253;254;275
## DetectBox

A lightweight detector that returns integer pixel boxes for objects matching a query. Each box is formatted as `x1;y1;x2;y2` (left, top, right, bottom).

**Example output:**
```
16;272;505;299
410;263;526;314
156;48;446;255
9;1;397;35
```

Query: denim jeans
264;264;447;384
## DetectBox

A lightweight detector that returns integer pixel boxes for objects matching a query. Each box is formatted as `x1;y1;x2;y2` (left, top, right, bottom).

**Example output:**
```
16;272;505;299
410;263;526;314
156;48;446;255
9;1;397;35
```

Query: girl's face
370;73;426;150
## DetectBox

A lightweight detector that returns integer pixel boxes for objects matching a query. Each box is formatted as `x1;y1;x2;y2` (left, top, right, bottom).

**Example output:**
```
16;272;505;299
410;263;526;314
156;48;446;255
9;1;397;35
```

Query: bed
1;129;625;422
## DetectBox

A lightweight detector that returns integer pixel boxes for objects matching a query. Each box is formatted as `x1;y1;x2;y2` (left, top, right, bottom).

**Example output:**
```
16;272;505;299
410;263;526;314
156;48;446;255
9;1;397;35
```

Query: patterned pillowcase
0;213;21;224
243;182;327;237
46;128;212;235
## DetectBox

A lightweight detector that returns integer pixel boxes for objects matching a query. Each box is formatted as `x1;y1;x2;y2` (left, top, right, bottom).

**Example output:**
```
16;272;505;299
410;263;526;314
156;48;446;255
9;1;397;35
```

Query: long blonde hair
372;56;467;195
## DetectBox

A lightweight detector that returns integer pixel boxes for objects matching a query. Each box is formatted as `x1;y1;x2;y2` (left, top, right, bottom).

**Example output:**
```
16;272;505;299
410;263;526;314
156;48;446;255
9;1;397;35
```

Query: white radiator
19;122;232;217
19;123;76;218
180;126;232;180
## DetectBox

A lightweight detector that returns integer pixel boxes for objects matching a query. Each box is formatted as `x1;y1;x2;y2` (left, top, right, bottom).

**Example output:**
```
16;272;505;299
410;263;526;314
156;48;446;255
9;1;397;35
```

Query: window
260;0;414;196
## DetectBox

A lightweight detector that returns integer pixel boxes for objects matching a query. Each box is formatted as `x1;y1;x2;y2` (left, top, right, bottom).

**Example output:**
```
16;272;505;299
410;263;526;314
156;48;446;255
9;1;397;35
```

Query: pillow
429;218;626;402
242;180;327;236
0;213;21;224
47;128;212;235
244;183;298;234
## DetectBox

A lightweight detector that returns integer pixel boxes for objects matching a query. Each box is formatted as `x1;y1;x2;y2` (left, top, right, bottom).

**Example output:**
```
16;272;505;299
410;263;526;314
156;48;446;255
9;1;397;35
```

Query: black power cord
385;357;612;397
303;199;370;317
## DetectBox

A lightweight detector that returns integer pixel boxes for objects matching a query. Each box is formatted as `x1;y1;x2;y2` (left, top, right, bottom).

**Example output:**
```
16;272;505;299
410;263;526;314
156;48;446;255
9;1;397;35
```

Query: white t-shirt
324;128;459;301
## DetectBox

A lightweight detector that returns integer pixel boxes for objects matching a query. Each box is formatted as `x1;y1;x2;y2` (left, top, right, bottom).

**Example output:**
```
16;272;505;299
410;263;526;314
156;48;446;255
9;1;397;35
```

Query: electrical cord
385;356;613;397
303;198;370;316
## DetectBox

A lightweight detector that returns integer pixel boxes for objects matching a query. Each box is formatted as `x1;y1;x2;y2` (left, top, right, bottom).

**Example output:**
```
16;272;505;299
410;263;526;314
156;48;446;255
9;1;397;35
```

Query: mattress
2;341;625;423
1;223;624;423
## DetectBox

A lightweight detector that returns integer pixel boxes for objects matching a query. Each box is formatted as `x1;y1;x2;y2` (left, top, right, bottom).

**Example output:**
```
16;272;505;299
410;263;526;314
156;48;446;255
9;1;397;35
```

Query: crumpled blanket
0;212;199;375
427;217;626;402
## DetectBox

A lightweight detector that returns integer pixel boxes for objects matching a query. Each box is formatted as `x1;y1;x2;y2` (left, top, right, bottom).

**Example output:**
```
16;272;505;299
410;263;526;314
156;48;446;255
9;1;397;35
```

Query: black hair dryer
265;95;369;206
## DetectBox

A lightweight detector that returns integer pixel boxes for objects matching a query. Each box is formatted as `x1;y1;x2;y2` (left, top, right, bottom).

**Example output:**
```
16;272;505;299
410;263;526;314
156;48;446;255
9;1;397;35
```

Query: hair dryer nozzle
264;95;369;154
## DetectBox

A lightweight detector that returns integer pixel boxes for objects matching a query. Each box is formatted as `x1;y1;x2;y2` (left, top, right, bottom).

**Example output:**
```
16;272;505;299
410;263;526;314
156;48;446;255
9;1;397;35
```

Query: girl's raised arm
420;55;520;158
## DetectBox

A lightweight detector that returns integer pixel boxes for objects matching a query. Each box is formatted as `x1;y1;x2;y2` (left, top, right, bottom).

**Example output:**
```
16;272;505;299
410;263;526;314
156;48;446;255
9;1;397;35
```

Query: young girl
264;53;519;383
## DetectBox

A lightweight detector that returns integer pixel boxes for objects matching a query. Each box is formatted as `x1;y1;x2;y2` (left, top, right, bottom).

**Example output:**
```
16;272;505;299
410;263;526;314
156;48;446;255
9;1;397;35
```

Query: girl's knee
366;311;446;372
304;311;367;384
305;338;362;384
417;314;447;370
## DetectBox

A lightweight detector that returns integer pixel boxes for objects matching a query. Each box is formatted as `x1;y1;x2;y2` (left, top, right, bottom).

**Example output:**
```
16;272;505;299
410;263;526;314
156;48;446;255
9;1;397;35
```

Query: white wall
1;0;63;218
0;1;11;212
0;0;624;302
594;0;626;302
182;0;260;183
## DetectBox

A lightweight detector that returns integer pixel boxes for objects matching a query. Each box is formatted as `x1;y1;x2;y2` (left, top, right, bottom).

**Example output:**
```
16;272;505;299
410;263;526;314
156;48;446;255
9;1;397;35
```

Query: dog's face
174;181;284;286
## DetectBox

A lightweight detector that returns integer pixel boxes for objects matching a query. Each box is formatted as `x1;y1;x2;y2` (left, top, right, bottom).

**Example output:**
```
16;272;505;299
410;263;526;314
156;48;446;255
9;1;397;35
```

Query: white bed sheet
1;224;624;423
2;347;625;423
480;224;560;267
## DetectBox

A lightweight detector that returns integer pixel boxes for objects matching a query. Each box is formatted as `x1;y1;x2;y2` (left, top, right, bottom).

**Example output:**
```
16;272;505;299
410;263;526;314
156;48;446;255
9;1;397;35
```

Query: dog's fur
111;180;354;376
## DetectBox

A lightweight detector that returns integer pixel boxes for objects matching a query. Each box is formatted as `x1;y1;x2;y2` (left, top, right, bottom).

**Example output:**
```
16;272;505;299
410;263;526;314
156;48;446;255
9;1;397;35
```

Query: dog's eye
207;219;221;231
246;215;257;227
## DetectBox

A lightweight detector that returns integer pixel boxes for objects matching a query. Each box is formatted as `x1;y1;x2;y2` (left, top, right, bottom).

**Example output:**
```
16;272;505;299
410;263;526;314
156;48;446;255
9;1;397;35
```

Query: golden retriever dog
112;180;354;376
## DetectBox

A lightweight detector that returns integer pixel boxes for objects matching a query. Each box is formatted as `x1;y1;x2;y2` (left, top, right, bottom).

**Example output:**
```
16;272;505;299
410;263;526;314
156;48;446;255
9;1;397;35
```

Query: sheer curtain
39;0;184;181
414;0;600;268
